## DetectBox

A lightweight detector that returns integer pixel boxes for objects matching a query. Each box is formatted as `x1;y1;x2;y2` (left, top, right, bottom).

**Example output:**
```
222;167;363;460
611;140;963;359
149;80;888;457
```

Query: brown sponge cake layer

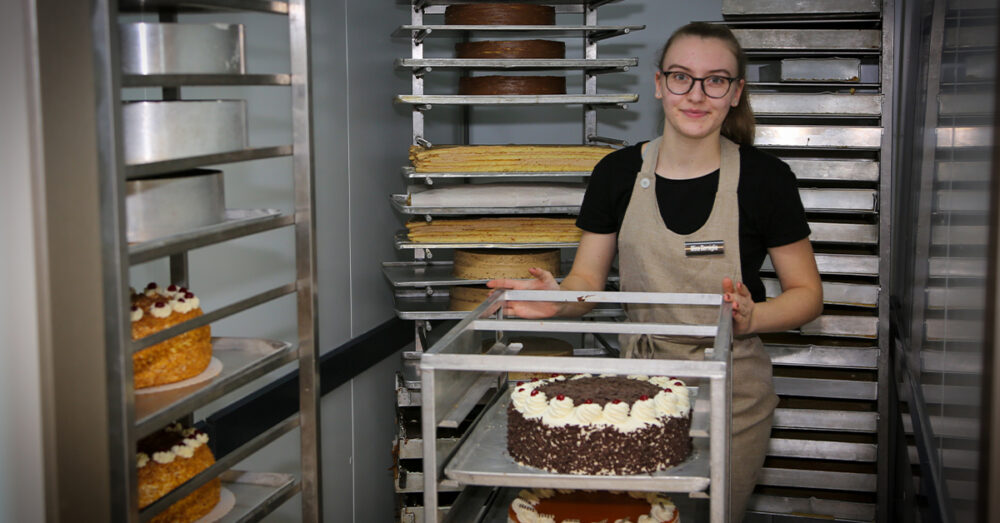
445;3;555;25
456;40;565;59
453;248;560;280
459;75;565;95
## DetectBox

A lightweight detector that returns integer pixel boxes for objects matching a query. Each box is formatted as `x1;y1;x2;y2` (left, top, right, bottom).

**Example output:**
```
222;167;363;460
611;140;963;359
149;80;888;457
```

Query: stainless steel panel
939;92;995;116
764;278;879;307
129;209;292;264
780;58;861;82
396;58;637;70
723;0;880;15
800;314;879;338
395;94;638;106
807;222;878;244
928;257;986;278
125;170;225;242
936;126;993;148
748;494;876;521
935;190;989;213
766;343;879;368
932;225;989;246
901;415;978;440
764;253;879;277
921;384;981;406
751;93;880;116
122;100;248;164
758;467;877;492
444;395;712;491
390;194;580;216
120;23;246;75
768;437;877;462
925;319;983;342
781;158;879;182
926;285;984;309
773;377;878;400
772;408;878;433
733;29;882;51
756;125;883;149
134;337;295;439
801;189;877;212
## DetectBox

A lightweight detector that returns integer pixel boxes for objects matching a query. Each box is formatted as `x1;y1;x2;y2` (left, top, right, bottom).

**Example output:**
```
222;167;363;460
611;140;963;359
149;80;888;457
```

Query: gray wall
0;0;47;520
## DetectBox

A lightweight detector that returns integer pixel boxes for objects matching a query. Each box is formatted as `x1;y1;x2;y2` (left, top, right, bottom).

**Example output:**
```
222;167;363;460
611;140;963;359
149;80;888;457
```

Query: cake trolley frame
420;289;734;522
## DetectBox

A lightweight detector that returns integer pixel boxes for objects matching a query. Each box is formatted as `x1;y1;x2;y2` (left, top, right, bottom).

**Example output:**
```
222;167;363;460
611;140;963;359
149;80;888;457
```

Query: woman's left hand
722;277;754;335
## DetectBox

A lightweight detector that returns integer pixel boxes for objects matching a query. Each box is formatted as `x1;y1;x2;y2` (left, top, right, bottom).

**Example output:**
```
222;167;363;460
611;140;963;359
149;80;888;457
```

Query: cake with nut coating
137;423;220;523
131;283;212;389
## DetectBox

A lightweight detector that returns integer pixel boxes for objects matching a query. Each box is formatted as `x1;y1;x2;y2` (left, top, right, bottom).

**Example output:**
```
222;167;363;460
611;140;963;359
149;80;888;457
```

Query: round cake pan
120;23;246;75
122;100;248;164
126;169;226;243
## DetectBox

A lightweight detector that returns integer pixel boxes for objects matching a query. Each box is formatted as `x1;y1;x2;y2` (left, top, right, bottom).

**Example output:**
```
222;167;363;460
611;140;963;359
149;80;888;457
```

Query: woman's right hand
486;267;562;319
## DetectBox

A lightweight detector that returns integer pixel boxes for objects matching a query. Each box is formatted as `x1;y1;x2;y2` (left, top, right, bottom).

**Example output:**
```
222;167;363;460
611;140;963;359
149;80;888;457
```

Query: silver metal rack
420;289;734;522
91;1;322;521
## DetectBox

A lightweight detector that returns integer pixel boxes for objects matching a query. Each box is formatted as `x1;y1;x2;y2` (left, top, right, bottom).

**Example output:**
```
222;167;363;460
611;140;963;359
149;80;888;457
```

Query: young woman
488;22;823;520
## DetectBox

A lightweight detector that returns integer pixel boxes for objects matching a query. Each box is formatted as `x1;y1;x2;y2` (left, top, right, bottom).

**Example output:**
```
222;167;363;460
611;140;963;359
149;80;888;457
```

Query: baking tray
134;336;296;438
396;94;638;106
781;158;879;183
391;194;580;216
396;231;579;251
808;222;878;244
733;29;881;51
722;0;880;16
750;93;880;116
443;389;711;492
396;58;636;72
763;278;878;307
393;24;645;41
780;58;861;82
764;253;879;277
403;165;592;182
799;314;879;339
755;126;883;149
800;189;877;213
218;471;299;523
122;100;248;164
129;208;291;264
120;22;245;75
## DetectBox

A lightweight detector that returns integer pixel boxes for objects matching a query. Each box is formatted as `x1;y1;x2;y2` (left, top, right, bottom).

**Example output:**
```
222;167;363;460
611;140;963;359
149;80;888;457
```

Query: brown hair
657;22;755;145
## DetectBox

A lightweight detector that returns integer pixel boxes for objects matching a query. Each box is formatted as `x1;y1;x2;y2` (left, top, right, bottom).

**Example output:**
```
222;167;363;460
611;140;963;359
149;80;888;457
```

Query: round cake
449;284;492;311
138;423;221;523
456;39;565;59
444;3;555;25
508;374;692;475
509;489;680;523
453;248;560;279
131;283;212;389
459;75;566;95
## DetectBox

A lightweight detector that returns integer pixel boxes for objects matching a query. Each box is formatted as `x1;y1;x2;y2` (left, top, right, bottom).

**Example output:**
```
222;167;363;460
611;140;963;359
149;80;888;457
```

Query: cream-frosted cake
137;422;221;523
508;374;692;475
131;283;212;389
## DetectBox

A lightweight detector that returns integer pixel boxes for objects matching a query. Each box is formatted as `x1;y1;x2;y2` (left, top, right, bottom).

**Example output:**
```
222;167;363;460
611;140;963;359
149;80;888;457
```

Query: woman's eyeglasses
661;70;738;99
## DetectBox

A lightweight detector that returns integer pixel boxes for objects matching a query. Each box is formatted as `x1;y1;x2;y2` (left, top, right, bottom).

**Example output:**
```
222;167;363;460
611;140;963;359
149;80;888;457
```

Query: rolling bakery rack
89;0;321;521
387;2;643;520
420;289;734;522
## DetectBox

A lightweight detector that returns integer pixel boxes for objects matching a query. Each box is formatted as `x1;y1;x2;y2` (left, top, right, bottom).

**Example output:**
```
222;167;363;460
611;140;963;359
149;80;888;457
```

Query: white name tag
684;240;725;256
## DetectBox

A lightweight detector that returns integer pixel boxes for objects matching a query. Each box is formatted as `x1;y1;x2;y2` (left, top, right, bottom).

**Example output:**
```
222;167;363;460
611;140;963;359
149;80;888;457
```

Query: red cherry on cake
516;382;524;386
611;399;621;404
517;388;525;393
674;381;683;386
584;399;593;404
154;302;166;308
167;284;178;292
184;292;195;299
130;305;138;311
177;298;186;303
663;388;673;393
556;394;565;401
530;390;539;396
145;282;157;290
639;395;649;401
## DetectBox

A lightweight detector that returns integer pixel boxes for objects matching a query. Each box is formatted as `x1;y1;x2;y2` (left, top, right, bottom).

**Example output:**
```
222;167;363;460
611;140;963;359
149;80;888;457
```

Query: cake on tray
138;422;221;523
405;217;582;244
408;144;614;173
459;75;565;95
509;488;680;523
131;282;212;389
453;248;560;280
508;374;692;475
456;39;565;59
444;3;555;25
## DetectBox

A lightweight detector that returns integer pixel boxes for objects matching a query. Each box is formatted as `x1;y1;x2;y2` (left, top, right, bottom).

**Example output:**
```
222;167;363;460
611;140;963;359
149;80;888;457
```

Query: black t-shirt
576;141;810;303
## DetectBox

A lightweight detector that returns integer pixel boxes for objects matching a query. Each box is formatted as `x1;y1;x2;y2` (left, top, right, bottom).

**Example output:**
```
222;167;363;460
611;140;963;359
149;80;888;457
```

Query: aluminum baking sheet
763;278;878;307
382;260;619;287
396;231;578;250
764;253;879;277
801;189;876;212
396;94;638;106
397;58;637;71
936;126;993;148
444;391;711;492
722;0;880;15
756;126;883;149
733;29;881;51
773;376;878;400
799;314;879;339
929;257;986;279
780;58;861;83
765;343;879;368
781;158;879;183
773;408;877;433
758;467;877;492
391;194;580;215
219;470;298;522
807;222;878;244
750;93;880;116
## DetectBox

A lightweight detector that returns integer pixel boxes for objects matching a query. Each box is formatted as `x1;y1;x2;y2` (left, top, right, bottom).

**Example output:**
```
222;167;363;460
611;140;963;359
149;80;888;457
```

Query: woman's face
654;36;744;141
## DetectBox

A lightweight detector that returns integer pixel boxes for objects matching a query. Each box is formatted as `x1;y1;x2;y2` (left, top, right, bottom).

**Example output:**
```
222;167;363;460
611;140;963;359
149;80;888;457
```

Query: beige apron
618;136;778;522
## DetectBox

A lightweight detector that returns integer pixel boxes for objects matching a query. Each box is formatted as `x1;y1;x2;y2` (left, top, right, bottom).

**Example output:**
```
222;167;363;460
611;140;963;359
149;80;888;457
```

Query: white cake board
194;487;235;523
135;357;223;395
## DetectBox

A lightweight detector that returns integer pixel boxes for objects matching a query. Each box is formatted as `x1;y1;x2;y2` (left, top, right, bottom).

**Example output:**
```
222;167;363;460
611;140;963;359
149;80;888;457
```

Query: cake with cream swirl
138;422;221;523
507;375;692;475
131;282;212;389
508;488;680;523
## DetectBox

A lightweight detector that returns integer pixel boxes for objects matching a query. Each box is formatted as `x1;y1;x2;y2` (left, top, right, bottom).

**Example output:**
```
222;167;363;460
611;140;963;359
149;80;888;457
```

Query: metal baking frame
420;289;733;522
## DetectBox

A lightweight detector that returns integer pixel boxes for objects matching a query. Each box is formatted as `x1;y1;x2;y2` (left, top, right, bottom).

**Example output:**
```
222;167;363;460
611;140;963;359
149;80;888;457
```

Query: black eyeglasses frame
660;70;739;99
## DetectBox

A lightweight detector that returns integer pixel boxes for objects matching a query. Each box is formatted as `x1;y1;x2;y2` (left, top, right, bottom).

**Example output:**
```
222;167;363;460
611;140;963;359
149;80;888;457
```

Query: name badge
684;240;725;256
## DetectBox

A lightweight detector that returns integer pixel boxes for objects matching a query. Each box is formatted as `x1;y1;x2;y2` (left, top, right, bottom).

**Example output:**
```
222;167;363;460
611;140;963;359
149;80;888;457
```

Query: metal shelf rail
420;289;733;522
91;0;322;521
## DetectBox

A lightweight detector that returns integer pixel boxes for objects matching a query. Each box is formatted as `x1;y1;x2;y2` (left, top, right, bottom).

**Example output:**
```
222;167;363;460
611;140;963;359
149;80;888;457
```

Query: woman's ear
731;78;745;107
